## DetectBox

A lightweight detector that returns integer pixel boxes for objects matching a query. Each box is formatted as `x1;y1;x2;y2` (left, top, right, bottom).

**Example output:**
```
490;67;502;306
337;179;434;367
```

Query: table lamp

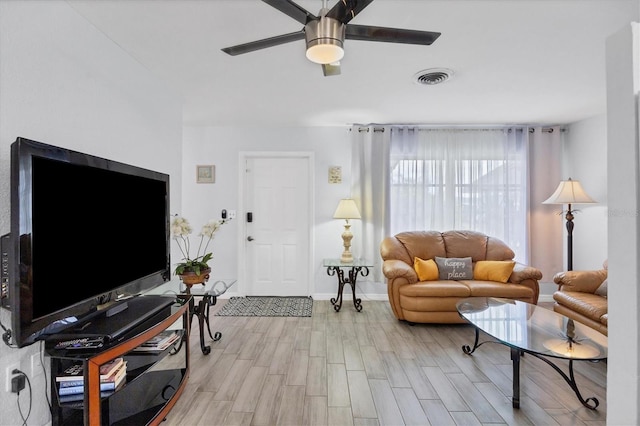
333;198;361;263
543;178;596;271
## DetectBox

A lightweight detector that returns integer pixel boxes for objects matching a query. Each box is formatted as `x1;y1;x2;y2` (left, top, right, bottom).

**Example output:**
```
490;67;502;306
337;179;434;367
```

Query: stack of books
133;330;181;352
56;357;127;403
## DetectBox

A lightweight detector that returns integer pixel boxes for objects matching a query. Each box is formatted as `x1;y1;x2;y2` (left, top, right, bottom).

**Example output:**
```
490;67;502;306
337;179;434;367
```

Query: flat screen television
8;137;171;347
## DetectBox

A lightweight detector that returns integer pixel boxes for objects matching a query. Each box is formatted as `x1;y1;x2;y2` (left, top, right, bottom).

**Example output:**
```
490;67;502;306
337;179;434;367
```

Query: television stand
46;295;190;425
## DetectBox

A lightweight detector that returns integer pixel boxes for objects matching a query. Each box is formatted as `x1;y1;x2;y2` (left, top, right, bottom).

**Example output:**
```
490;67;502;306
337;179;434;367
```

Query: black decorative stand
177;279;236;355
323;259;372;312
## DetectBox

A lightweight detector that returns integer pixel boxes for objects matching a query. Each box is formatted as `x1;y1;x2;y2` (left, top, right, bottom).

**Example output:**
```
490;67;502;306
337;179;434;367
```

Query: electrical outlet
31;353;43;377
11;374;25;393
228;210;237;219
5;363;19;392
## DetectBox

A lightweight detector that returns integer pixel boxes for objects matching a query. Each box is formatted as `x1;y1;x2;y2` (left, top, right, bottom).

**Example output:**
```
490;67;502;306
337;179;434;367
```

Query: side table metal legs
326;265;369;312
178;292;222;355
193;294;222;355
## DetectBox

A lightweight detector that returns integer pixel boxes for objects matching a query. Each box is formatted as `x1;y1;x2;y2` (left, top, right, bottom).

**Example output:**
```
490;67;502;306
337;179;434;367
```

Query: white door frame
236;151;315;296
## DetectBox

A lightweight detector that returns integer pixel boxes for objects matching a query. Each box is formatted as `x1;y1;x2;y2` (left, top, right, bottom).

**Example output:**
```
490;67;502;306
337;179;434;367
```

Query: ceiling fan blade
221;30;305;56
262;0;316;25
326;0;375;24
322;63;341;76
345;24;441;45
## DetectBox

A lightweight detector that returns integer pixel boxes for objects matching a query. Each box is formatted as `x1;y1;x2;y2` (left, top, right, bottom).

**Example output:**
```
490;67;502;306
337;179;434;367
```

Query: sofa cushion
553;291;607;322
485;236;517;261
442;230;488;260
435;257;473;280
473;260;515;283
392;231;446;265
461;280;534;299
413;257;439;281
399;281;471;297
399;295;468;314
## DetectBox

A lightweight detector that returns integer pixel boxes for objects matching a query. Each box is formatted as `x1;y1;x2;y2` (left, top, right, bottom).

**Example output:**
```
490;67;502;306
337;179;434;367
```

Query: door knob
247;236;254;241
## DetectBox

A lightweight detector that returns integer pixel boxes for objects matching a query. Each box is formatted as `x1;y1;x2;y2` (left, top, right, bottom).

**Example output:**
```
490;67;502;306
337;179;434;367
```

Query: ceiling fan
221;0;441;76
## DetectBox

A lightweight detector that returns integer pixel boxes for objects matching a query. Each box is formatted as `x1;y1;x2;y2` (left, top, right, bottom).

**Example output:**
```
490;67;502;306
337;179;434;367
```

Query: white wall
606;22;640;425
0;2;183;425
564;115;609;270
189;124;602;302
182;126;388;298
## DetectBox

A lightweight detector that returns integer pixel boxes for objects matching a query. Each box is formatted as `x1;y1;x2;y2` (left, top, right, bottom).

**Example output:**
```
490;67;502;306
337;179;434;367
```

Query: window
389;127;529;262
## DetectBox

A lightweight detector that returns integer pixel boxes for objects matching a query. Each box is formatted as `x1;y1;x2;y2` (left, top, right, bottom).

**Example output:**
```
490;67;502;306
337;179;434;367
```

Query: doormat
215;296;313;317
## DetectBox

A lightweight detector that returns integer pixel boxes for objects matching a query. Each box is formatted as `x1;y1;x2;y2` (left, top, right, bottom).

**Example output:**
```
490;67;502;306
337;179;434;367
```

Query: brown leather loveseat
552;261;608;335
380;230;542;323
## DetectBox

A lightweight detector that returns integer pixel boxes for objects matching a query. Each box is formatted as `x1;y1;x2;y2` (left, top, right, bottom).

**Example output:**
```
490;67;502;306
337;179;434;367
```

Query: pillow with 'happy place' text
435;257;473;280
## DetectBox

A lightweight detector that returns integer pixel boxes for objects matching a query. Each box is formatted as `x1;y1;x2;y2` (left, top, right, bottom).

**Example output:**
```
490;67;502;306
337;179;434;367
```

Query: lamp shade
542;178;596;205
333;199;361;220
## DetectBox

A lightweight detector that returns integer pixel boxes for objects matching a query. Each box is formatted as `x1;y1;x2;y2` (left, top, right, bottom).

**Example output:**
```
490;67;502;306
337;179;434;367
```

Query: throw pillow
414;257;439;281
434;257;473;280
594;279;608;298
473;260;516;283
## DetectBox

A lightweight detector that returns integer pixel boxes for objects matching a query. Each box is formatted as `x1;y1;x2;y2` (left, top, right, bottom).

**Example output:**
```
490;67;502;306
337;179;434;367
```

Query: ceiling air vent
413;68;454;85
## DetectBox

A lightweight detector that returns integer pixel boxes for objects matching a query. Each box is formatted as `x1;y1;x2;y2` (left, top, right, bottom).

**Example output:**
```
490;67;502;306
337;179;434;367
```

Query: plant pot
179;268;211;286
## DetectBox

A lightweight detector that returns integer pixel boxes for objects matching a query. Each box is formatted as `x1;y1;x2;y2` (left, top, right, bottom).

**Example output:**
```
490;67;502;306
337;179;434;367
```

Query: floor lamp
543;178;596;271
333;198;361;263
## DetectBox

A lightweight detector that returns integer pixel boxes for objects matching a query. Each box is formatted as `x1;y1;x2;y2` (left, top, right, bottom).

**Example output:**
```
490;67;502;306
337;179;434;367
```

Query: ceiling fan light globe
306;42;344;64
305;16;345;64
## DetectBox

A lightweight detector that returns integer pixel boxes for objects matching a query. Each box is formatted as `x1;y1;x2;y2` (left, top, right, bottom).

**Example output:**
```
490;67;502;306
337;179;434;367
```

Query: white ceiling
67;0;638;127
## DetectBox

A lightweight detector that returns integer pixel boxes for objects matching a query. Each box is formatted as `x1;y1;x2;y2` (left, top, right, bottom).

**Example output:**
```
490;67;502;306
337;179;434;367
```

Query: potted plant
171;215;229;286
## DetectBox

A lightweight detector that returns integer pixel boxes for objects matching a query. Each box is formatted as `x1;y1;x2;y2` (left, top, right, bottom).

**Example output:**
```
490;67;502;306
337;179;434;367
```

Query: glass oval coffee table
457;297;607;410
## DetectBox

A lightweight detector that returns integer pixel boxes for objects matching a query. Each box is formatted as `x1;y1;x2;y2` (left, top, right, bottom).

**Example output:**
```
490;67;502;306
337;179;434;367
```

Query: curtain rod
352;126;564;133
529;128;564;133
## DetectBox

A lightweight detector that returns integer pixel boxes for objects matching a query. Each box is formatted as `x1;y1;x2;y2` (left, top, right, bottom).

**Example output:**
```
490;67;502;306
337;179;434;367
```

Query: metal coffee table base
462;327;601;410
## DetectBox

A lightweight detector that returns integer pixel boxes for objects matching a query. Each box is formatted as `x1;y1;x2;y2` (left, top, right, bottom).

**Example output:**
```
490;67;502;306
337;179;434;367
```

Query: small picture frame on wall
328;166;342;184
196;165;215;183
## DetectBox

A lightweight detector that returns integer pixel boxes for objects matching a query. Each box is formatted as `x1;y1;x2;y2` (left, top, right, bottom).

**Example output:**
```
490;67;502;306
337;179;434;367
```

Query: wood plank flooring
163;300;607;426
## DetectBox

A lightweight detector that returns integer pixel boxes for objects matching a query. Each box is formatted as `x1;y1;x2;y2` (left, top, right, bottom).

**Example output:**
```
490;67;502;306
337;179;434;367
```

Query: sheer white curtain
528;125;564;279
350;124;390;281
389;127;530;263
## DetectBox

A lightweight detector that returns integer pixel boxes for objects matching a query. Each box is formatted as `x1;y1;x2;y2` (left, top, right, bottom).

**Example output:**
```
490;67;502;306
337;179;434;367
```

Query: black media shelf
46;295;191;426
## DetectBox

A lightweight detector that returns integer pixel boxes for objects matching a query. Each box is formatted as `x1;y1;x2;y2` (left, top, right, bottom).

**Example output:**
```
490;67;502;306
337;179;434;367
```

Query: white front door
241;154;312;296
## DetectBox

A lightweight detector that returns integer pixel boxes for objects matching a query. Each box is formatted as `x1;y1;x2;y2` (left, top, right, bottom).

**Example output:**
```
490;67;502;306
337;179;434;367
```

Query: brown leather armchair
380;230;542;324
553;261;608;335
